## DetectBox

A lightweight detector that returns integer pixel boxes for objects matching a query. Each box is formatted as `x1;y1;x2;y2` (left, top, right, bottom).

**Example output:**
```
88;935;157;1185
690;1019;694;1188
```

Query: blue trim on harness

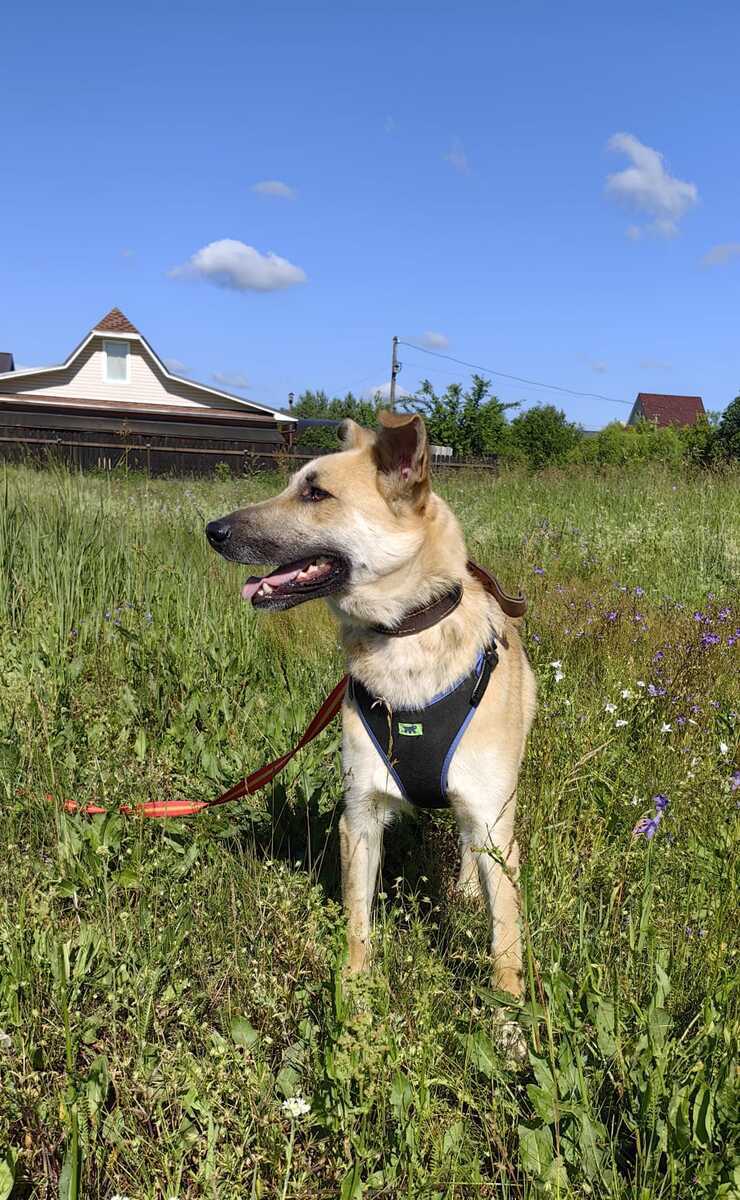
440;702;479;796
354;699;409;801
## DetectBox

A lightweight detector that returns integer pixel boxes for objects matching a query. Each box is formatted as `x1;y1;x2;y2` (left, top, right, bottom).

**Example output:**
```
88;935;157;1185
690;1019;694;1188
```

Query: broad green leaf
339;1160;363;1200
518;1122;554;1179
464;1030;497;1079
692;1084;714;1146
442;1119;465;1157
114;868;141;889
527;1083;558;1124
230;1016;259;1048
594;997;617;1058
0;1150;17;1200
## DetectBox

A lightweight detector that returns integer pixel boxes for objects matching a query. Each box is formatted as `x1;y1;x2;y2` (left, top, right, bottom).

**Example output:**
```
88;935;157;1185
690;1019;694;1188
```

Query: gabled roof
95;307;140;334
0;307;296;422
631;393;705;428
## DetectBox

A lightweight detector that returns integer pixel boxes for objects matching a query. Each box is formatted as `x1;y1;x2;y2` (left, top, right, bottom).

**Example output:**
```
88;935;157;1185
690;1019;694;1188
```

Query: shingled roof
629;393;705;428
94;307;140;335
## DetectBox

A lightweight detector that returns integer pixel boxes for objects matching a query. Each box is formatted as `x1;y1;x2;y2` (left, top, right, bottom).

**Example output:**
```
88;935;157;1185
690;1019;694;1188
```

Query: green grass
0;460;738;1199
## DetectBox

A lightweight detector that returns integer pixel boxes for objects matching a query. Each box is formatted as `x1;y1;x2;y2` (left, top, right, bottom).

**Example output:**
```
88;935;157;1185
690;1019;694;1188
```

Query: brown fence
0;411;499;477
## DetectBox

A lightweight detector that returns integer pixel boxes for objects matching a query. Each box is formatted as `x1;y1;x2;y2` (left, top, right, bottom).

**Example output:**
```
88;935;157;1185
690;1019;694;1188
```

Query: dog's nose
206;519;232;546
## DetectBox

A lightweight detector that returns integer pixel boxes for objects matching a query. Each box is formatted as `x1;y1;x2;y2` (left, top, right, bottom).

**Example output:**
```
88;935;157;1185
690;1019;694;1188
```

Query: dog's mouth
240;554;349;610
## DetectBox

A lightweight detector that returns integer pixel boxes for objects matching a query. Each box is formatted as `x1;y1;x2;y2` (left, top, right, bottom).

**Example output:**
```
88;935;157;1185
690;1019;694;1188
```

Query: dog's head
206;411;431;612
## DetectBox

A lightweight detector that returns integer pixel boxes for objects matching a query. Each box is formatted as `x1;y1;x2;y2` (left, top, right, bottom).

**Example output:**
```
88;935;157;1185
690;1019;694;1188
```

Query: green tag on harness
398;721;423;736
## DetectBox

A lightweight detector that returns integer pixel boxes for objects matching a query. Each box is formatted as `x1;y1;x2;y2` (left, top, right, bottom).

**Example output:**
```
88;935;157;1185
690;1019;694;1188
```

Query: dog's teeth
261;582;273;595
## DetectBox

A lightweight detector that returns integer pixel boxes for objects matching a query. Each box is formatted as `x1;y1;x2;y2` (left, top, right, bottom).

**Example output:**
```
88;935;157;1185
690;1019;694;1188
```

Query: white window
103;339;129;383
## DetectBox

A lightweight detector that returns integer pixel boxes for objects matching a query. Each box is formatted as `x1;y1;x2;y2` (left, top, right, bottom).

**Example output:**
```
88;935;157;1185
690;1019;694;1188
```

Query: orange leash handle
61;675;349;819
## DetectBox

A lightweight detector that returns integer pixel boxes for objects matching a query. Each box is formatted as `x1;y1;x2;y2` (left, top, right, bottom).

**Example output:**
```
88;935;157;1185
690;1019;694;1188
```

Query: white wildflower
554;669;564;683
549;660;562;670
282;1095;311;1119
719;741;728;756
604;702;617;714
0;1030;12;1050
660;723;672;734
615;719;628;728
621;689;633;700
636;680;646;689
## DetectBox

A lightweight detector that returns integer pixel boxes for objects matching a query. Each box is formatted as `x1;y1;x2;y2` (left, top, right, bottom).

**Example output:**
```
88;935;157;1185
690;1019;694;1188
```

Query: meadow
0;460;738;1200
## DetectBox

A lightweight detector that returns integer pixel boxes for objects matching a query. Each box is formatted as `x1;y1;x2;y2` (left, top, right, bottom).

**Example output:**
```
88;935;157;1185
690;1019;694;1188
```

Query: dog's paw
497;1017;528;1067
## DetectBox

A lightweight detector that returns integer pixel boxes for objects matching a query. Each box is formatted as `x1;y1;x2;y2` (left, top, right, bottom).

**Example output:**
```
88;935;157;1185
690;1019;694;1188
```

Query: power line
397;340;632;407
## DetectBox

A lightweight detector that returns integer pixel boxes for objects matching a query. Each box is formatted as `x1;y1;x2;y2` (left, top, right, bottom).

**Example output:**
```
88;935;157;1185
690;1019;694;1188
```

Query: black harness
350;641;499;809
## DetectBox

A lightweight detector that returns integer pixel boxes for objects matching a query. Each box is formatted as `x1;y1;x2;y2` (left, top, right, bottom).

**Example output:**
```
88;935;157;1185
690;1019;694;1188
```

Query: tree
716;394;740;460
409;375;515;458
509;404;582;469
290;389;379;450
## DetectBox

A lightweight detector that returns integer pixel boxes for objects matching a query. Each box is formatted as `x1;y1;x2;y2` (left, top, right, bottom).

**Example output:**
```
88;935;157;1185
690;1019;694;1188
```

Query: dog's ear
374;410;429;507
339;418;375;451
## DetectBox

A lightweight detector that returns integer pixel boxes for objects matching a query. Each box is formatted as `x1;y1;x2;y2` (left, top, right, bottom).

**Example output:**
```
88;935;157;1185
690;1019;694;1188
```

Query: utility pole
389;335;400;409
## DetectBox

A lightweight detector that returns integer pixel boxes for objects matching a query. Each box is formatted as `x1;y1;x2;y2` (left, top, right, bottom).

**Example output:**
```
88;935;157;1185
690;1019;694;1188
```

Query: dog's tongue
240;559;314;602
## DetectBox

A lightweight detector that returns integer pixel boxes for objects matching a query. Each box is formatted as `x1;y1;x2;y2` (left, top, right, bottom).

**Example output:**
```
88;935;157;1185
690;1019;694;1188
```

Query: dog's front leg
339;803;384;974
477;829;523;1000
454;792;524;999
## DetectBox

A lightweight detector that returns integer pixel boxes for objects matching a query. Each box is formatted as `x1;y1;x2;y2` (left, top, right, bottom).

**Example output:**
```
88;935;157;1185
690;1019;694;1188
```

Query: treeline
291;379;740;469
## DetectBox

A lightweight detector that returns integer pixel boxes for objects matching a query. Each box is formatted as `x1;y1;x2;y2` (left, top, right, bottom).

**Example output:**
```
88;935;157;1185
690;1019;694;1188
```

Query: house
0;308;296;474
628;393;705;429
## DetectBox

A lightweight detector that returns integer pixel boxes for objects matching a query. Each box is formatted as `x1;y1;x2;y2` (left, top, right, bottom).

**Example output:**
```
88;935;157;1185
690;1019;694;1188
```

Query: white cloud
606;132;698;237
639;358;672;370
169;239;307;292
363;381;412;403
251;179;296;199
212;371;250;390
164;358;190;375
418;331;449;350
701;242;740;267
444;137;470;175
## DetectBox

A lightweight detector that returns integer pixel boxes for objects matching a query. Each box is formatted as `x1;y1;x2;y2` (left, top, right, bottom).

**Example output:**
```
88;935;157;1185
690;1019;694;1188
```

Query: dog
206;411;536;1000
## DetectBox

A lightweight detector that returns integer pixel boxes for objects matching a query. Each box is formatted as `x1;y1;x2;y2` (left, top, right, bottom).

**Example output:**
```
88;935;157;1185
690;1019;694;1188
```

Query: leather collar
371;583;463;638
370;560;527;638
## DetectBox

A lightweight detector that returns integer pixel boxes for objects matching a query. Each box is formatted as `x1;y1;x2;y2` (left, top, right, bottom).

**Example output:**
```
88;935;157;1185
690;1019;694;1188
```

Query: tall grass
0;461;738;1199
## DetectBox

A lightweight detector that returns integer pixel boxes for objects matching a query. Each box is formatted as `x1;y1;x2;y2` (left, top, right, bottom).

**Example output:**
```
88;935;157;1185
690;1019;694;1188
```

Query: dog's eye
300;484;333;503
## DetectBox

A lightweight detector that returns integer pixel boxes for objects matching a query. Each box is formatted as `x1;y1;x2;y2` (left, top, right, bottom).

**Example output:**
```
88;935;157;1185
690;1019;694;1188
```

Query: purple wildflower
730;771;740;791
653;650;664;662
633;816;660;840
718;607;731;621
647;683;667;698
606;610;618;622
633;794;669;840
693;611;706;623
633;586;645;597
533;566;545;575
700;633;721;648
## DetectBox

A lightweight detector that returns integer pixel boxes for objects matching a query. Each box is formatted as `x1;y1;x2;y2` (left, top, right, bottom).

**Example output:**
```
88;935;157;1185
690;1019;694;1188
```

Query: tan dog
206;412;536;999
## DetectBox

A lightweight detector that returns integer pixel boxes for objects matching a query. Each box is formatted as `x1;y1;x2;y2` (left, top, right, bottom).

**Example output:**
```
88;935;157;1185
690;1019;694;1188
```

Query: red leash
61;676;348;819
59;562;525;821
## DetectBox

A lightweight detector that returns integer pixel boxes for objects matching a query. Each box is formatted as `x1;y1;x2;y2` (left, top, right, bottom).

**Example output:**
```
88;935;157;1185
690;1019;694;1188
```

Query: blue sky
3;1;740;426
